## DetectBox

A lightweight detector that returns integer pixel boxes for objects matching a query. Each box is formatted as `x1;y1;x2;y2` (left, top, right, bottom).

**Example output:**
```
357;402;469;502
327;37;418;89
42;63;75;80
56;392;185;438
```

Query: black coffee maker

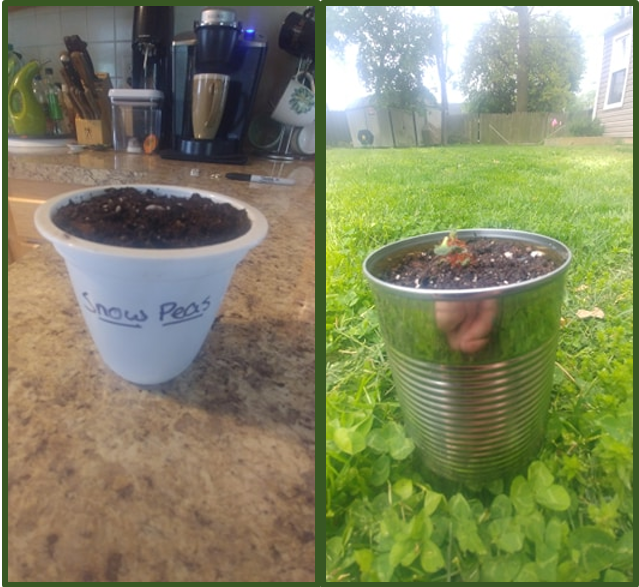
131;6;174;149
161;9;267;164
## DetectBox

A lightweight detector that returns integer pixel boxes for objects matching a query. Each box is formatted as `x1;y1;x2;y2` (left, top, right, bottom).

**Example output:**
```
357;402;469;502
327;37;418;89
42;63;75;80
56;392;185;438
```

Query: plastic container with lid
108;89;163;154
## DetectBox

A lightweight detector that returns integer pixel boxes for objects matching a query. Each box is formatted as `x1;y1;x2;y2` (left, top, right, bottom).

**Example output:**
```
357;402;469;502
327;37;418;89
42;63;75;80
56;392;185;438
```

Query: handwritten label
159;298;211;326
82;292;211;329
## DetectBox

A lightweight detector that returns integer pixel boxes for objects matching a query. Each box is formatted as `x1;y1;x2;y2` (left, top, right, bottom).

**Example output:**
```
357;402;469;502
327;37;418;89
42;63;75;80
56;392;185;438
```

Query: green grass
326;145;633;582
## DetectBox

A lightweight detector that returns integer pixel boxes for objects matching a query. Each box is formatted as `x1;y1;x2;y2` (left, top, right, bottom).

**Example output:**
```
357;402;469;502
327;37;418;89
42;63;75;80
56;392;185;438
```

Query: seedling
433;230;475;267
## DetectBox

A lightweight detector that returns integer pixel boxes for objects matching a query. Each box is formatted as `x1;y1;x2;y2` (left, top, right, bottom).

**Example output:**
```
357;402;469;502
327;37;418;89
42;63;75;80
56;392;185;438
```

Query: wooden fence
326;110;352;146
327;110;568;147
448;112;566;145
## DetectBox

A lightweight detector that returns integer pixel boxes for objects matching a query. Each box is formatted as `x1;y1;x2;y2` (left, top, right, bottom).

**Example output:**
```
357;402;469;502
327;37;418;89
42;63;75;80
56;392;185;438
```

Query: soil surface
52;187;251;248
382;238;560;289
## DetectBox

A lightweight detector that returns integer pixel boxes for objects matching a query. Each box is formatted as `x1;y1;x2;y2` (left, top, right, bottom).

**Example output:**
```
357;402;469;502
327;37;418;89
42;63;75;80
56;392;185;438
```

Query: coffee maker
161;9;267;164
131;6;174;149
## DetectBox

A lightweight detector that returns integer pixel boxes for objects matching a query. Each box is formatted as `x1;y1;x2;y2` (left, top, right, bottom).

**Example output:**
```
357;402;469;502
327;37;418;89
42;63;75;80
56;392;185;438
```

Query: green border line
315;5;326;583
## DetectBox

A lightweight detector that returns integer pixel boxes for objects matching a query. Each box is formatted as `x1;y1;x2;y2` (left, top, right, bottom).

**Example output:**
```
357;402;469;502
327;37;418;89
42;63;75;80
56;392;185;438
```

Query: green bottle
8;59;47;137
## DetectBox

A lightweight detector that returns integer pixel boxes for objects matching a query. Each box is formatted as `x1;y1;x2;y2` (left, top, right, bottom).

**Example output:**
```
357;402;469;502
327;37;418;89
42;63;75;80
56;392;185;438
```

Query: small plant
433;230;475;267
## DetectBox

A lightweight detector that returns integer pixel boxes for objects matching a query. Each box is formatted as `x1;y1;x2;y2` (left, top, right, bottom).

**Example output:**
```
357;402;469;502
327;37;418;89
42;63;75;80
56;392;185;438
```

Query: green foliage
568;116;605;137
460;10;585;113
327;457;630;582
326;145;633;582
327;6;438;111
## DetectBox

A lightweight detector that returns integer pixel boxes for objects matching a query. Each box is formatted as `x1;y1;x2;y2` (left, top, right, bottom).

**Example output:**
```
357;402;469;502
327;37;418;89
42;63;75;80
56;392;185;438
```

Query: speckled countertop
8;151;315;582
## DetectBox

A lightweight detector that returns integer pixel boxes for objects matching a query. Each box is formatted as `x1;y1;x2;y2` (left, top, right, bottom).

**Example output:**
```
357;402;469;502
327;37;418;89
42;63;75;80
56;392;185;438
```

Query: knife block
75;118;111;146
75;73;113;146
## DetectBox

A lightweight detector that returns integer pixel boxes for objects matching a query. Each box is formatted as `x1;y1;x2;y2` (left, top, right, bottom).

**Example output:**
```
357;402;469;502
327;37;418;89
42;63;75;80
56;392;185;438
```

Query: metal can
364;229;571;483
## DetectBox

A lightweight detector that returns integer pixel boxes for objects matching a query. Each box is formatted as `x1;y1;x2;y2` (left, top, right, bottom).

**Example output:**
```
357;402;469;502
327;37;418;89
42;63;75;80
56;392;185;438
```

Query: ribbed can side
389;336;557;482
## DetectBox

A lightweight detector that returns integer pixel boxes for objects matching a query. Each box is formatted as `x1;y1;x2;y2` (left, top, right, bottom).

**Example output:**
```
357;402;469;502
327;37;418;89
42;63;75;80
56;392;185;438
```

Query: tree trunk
433;6;448;144
514;6;530;112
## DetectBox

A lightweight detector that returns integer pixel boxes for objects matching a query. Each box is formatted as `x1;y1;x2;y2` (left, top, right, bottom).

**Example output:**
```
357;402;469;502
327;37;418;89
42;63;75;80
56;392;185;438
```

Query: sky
326;6;624;110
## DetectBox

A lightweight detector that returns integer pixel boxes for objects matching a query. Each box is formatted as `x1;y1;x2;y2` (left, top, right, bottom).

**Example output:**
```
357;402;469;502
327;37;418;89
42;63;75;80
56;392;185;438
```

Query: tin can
363;229;571;483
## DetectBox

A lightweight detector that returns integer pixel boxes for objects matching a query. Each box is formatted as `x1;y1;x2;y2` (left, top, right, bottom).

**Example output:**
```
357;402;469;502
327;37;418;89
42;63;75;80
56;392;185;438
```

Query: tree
432;6;449;143
506;6;531;112
460;9;585;113
327;6;438;111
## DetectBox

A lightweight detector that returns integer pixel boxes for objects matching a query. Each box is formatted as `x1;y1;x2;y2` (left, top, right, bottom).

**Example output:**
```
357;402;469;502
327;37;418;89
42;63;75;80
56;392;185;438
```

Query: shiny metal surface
199;9;238;28
364;229;571;483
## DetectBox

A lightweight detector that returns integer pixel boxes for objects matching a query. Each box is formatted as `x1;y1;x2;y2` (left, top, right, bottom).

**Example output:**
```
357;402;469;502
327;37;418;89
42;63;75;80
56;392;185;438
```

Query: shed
593;12;633;139
344;97;437;148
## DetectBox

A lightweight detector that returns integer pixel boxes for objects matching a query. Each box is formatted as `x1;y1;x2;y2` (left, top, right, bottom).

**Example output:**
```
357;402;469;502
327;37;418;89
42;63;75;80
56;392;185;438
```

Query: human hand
435;299;498;354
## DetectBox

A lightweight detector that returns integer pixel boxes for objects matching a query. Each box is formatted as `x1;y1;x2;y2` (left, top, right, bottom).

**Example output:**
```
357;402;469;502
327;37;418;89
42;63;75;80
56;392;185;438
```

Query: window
605;31;631;108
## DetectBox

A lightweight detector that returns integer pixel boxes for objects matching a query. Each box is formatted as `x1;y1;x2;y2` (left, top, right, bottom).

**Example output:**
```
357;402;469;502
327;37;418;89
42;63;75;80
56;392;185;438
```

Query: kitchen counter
7;151;315;582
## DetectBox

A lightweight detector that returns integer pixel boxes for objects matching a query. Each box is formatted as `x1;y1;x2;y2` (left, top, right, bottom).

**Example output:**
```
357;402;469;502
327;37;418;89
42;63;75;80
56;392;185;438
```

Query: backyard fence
326;110;352;146
449;112;567;145
327;109;569;147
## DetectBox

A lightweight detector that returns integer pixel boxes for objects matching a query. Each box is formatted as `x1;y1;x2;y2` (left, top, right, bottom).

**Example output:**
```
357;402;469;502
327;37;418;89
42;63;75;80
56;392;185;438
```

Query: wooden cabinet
8;178;87;259
8;204;25;264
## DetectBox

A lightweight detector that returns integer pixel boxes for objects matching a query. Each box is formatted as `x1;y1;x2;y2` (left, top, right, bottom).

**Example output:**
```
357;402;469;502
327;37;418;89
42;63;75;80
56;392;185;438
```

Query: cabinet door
8;179;87;247
8;202;25;263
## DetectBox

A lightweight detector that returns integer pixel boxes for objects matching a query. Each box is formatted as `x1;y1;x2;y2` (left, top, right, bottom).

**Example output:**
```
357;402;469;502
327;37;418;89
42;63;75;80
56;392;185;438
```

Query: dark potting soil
52;187;251;248
382;238;560;289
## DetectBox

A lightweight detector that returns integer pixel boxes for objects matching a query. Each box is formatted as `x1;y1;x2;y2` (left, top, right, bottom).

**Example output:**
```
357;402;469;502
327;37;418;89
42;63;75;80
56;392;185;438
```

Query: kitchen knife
70;51;101;119
59;51;84;92
70;51;96;93
59;67;91;119
64;35;96;81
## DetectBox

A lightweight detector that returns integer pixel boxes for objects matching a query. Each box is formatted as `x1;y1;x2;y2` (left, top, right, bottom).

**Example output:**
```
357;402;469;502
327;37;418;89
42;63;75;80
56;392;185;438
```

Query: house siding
595;17;633;139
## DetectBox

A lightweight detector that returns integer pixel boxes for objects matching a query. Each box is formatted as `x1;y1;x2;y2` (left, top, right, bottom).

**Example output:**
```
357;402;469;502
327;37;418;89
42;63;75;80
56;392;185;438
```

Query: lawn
326;145;633;582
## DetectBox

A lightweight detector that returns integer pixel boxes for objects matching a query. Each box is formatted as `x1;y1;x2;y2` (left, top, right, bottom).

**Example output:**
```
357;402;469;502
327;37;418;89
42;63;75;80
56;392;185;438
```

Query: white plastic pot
35;184;268;385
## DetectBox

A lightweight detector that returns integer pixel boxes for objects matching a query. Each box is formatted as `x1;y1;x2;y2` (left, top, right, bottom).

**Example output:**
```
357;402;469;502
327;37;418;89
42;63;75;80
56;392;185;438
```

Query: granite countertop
8;151;315;582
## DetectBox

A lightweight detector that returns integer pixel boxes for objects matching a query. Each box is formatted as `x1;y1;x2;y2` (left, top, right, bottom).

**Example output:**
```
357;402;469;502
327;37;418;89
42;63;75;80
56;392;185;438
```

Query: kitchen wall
7;5;309;117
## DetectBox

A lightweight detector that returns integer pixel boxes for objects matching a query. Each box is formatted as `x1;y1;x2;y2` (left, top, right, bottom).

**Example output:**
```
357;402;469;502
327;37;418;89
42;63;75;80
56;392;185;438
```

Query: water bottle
43;67;65;135
32;73;52;134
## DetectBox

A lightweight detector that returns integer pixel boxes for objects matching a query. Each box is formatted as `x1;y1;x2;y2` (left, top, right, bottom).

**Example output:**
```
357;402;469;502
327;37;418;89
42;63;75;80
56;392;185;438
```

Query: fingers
435;299;498;353
435;300;465;332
